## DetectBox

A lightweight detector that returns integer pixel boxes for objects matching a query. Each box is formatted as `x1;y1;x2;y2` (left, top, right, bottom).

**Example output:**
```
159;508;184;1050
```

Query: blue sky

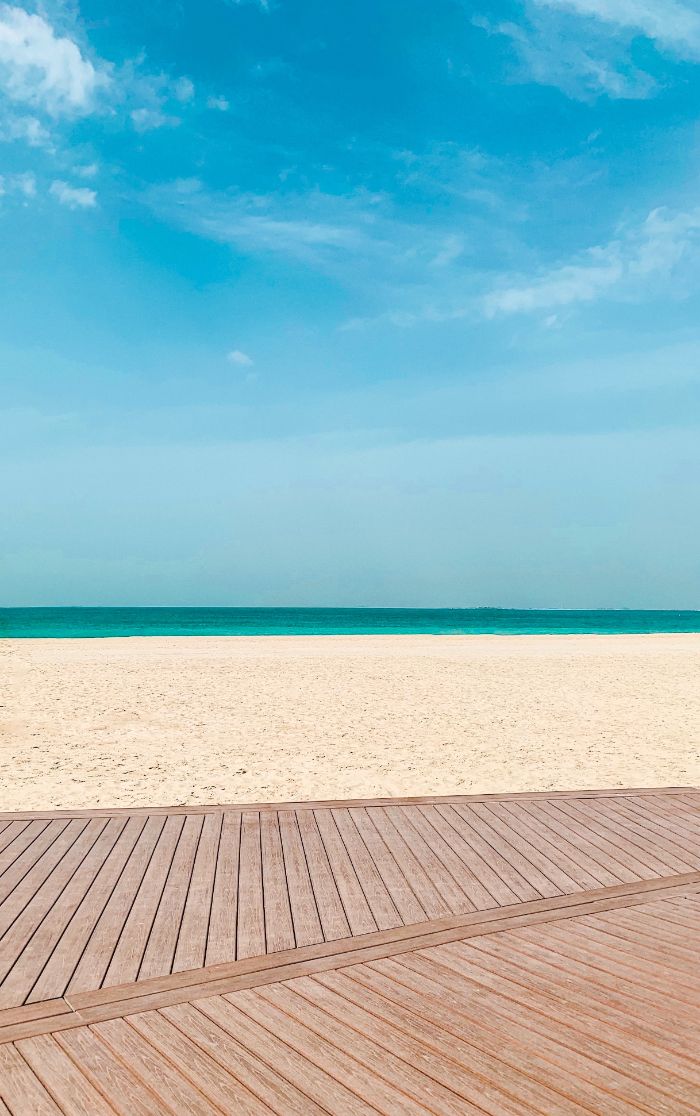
2;0;700;607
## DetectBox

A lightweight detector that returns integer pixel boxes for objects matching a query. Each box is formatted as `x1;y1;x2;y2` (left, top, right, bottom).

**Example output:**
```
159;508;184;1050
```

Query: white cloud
484;205;700;316
50;179;97;209
1;111;52;146
227;349;254;366
130;106;179;132
430;234;465;268
172;76;194;102
535;0;700;58
74;162;98;178
207;95;229;111
148;179;401;275
0;5;106;116
475;12;656;100
0;168;34;197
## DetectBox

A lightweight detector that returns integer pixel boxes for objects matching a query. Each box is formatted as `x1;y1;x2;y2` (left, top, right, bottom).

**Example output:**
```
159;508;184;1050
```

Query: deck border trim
1;785;696;822
1;870;697;1044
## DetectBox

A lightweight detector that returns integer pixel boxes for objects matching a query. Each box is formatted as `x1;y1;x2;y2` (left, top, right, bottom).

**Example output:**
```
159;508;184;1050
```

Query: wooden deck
1;786;699;1113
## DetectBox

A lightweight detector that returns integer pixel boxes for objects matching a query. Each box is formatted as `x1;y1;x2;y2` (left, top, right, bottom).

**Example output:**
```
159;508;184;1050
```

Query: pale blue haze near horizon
1;0;700;608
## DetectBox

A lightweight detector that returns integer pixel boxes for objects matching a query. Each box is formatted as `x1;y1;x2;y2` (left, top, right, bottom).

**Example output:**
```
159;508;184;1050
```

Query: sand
2;634;699;811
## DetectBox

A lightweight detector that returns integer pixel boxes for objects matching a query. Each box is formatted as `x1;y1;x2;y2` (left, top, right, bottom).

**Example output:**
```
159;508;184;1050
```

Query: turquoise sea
1;607;699;638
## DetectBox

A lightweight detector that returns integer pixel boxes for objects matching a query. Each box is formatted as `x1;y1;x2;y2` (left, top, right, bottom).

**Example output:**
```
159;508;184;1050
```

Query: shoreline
3;633;700;812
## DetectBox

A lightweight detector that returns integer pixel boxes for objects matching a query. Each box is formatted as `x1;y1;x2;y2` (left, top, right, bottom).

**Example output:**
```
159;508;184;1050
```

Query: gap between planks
0;785;697;822
1;870;698;1045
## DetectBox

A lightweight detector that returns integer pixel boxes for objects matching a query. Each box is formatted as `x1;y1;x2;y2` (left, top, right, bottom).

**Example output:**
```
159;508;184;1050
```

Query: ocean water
1;607;699;638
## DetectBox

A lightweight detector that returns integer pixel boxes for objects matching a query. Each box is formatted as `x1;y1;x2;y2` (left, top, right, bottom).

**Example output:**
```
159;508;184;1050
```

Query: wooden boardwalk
0;786;699;1113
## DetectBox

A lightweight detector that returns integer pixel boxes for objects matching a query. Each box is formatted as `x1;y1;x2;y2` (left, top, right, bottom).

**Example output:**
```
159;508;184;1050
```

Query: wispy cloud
0;5;108;116
172;76;195;103
50;179;97;209
0;110;52;147
475;9;658;100
476;11;656;100
535;0;700;58
484;205;700;315
0;168;35;198
227;349;254;366
147;178;397;269
478;0;700;102
130;106;180;132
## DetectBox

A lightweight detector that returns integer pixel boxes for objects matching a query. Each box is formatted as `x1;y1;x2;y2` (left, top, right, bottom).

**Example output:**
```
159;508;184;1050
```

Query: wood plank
0;820;107;989
556;798;680;878
205;810;241;967
459;924;700;1064
554;916;700;984
28;817;146;1005
66;872;700;1018
0;999;72;1031
425;805;519;907
535;917;700;999
0;818;128;1008
276;811;323;948
0;1042;62;1114
445;805;542;903
403;806;495;911
92;1017;218;1115
67;816;166;995
103;816;185;987
236;811;266;960
374;955;640;1116
646;794;700;826
478;803;583;893
260;812;295;953
480;921;700;1034
526;802;633;885
195;994;376;1116
259;979;483;1116
491;802;602;891
290;972;536;1116
295;810;350;940
317;968;575;1116
229;986;435;1115
164;1001;328;1115
603;906;700;953
364;807;452;918
384;806;477;915
513;801;613;888
126;1009;273;1114
172;812;222;974
619;797;700;850
314;810;377;935
331;809;402;930
348;807;426;924
596;799;698;871
402;948;694;1116
138;815;204;981
15;1033;116;1115
431;940;700;1104
514;921;700;1009
0;826;73;913
463;803;562;899
0;822;47;877
0;820;87;935
55;1027;169;1115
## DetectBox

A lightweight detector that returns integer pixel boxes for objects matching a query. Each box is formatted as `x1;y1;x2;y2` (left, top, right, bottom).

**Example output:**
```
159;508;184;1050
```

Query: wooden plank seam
0;869;697;1045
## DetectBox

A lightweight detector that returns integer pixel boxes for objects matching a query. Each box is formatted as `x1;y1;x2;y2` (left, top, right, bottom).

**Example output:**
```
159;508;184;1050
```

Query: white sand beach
2;633;699;811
